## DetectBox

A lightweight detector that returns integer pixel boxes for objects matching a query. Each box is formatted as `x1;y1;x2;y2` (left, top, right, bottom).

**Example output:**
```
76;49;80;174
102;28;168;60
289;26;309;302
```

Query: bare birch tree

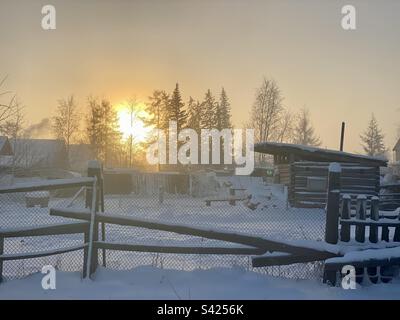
52;95;80;156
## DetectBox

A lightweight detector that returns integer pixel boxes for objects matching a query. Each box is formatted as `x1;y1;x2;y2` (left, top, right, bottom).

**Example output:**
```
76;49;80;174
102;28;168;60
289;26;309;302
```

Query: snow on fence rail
2;160;400;286
322;164;400;286
0;177;95;194
0;173;98;283
50;205;339;279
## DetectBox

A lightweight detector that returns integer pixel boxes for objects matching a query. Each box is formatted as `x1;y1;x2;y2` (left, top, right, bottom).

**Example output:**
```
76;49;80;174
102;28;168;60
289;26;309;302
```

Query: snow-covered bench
205;196;248;206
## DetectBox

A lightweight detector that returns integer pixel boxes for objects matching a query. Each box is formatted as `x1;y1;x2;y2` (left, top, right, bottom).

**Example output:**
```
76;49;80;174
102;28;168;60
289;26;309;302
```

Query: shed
254;142;387;208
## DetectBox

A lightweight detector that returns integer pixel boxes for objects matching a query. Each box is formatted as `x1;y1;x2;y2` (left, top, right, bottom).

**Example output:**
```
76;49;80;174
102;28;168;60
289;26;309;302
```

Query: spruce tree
218;87;232;129
168;83;187;131
360;113;386;157
201;89;217;129
187;96;202;133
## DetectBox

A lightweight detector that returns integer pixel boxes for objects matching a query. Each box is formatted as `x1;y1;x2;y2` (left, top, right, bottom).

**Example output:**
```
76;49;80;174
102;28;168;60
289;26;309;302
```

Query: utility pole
340;122;345;151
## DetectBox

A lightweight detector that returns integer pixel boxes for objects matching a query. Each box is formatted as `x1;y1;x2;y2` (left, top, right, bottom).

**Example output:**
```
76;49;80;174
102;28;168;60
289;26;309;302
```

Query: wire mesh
0;187;87;281
100;175;326;280
0;175;327;281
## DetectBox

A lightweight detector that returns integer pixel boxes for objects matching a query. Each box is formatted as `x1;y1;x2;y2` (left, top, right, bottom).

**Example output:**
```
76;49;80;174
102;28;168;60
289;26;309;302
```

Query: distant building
69;144;95;172
255;142;387;208
11;139;68;170
393;138;400;163
0;136;13;166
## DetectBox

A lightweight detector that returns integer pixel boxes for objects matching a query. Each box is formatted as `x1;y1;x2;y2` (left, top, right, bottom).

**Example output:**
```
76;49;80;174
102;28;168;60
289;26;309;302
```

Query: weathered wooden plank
0;222;90;238
0;177;95;194
324;257;400;270
50;208;337;256
95;241;267;255
340;219;400;228
0;243;88;261
252;251;336;267
340;195;351;242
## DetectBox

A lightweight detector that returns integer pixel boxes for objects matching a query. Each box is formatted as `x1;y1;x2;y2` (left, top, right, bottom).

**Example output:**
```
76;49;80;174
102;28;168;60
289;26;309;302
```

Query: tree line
51;83;233;168
0;75;392;170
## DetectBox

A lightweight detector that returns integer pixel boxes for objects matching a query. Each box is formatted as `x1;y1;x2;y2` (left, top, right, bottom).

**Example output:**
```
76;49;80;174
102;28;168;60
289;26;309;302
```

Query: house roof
393;138;400;152
11;139;68;169
254;142;387;167
0;136;13;156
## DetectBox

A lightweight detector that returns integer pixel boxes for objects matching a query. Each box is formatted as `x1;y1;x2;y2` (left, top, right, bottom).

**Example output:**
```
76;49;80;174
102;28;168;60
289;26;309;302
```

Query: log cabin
254;142;387;208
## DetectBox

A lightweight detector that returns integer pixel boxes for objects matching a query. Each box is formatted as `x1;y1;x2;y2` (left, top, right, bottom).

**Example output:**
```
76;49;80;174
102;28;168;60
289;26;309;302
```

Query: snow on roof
11;138;68;169
254;142;387;166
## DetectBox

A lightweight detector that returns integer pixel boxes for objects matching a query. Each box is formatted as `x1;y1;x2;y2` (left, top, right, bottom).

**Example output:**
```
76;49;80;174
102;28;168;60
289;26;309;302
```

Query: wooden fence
2;160;399;286
0;170;99;282
323;164;400;286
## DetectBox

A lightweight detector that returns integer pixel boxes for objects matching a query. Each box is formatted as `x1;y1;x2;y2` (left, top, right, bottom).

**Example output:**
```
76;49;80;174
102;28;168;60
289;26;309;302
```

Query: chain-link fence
0;185;88;281
101;174;326;280
0;173;327;282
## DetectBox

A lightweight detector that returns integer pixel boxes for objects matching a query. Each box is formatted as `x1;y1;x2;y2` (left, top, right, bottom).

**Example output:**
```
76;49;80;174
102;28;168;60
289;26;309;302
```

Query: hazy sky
1;0;399;155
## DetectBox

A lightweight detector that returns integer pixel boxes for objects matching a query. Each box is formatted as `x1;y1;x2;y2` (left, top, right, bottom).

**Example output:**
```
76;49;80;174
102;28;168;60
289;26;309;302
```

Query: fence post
366;196;380;284
0;236;3;284
229;188;236;206
82;228;89;278
369;196;379;243
393;207;400;242
355;195;366;243
86;160;101;278
354;195;367;284
99;163;106;268
325;163;341;245
340;194;351;242
158;184;164;205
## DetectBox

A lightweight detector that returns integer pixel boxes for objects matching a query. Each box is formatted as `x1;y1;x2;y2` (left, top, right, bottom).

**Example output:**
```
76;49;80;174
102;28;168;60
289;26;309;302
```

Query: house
11;139;68;170
254;142;387;208
0;136;13;167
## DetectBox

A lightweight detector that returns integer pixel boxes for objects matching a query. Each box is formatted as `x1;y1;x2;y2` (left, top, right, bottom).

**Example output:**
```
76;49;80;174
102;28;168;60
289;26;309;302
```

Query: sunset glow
117;103;153;144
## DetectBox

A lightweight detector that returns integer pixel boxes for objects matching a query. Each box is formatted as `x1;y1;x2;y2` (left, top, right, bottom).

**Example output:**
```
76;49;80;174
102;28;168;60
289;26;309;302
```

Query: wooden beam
340;219;400;228
324;257;400;270
252;251;337;267
0;243;88;261
0;177;95;194
0;222;90;238
95;241;267;255
50;207;338;257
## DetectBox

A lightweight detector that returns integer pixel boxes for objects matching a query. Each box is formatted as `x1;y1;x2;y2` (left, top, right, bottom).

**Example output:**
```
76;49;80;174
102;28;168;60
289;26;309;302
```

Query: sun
117;102;153;144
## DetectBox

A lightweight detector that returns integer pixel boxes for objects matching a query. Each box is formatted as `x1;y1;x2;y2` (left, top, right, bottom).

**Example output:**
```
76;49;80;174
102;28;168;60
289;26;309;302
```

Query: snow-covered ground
0;177;327;280
1;266;399;300
2;175;399;299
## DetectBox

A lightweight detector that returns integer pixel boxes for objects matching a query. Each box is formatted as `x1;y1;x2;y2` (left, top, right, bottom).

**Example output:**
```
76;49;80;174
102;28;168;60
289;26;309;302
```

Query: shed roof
254;142;387;167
